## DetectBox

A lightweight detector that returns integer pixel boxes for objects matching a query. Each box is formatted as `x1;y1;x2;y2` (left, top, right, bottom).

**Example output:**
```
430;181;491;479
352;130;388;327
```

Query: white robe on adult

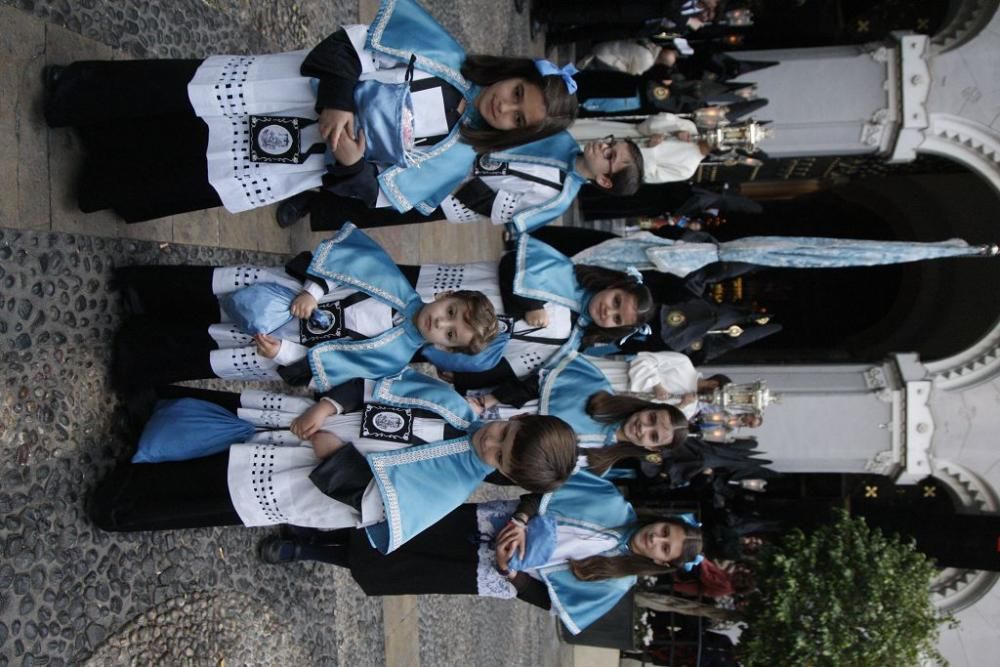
588;40;661;75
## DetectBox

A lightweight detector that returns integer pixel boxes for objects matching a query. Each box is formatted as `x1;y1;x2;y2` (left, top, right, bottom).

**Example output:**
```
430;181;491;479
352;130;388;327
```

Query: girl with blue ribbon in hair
374;342;695;478
398;235;658;394
43;0;577;224
258;470;703;635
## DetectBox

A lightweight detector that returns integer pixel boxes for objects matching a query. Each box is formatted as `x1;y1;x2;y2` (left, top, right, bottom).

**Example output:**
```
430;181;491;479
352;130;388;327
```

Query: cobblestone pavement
1;1;565;665
0;0;536;58
0;230;369;666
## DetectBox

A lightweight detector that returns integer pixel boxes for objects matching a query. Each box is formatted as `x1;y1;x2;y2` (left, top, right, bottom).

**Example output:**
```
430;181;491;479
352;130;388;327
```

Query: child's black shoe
276;191;315;228
259;536;301;564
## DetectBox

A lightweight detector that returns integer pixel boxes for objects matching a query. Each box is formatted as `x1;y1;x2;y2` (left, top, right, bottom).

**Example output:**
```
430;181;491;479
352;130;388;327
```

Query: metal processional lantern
698;379;778;442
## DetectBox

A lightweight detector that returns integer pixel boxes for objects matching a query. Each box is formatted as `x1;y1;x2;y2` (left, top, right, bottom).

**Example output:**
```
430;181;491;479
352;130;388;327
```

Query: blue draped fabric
419;326;509;373
489;131;582;174
537;471;639;635
218;282;298;335
573;232;993;278
481;513;559;571
307;223;418;310
513;235;591;311
507;170;586;235
353;79;415;168
371;368;479;431
581;93;642;114
366;0;471;93
132;399;255;463
538;352;616;447
307;325;426;393
365;434;494;553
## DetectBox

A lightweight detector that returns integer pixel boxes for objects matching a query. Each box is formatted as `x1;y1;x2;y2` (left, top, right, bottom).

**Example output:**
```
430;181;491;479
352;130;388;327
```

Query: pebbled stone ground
0;0;355;57
0;229;372;667
1;0;535;59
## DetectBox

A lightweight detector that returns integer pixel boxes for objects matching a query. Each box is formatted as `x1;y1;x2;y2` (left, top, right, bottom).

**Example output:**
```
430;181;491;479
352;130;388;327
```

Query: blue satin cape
305;224;428;391
538;352;617;447
512;235;591;312
370;368;480;431
362;368;492;554
537;470;638;635
365;434;493;553
366;0;580;214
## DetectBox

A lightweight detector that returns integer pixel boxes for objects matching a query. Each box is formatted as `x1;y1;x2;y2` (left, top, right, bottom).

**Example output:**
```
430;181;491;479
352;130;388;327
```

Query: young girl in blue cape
43;0;577;223
259;471;703;635
90;373;578;555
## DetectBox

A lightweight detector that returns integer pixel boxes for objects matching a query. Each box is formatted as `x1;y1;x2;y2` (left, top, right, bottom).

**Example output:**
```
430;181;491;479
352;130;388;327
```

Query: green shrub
738;511;950;666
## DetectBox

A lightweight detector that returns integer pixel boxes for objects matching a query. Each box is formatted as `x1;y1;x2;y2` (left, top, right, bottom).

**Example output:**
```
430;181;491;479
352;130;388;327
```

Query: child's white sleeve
490;184;560;225
273;339;310;366
637;112;698;136
629;351;700;395
302;280;326;300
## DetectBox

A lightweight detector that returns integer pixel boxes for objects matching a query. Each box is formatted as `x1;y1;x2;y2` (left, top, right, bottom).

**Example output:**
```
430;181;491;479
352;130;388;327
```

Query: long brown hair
503;414;578;493
459;56;578;152
575;265;654;347
584;391;689;474
569;517;703;581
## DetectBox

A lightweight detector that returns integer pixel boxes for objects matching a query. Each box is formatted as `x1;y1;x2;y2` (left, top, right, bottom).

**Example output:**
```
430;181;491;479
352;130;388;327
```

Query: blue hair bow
534;59;579;95
625;266;644;284
682;553;705;572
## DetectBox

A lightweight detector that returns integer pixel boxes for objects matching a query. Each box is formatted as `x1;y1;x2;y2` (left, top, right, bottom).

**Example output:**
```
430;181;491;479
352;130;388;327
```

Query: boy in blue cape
112;225;499;395
279;136;644;235
91;370;579;558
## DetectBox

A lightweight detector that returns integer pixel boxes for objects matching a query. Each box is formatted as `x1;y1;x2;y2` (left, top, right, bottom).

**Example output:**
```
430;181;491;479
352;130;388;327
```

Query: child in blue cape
259;472;704;635
282;136;644;235
442;234;659;392
113;225;498;395
44;0;578;223
90;372;578;556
